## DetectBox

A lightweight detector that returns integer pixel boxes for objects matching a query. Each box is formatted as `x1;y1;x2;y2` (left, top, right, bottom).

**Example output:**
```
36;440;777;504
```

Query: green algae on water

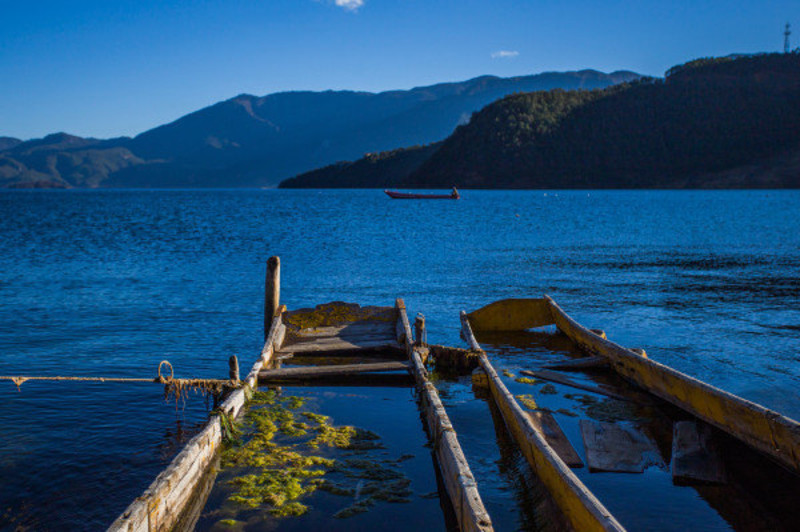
516;394;538;410
219;390;411;520
502;369;516;378
514;377;537;385
564;393;637;422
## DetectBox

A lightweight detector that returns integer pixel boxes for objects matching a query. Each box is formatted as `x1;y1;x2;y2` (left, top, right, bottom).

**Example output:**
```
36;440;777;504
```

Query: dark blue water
1;189;798;530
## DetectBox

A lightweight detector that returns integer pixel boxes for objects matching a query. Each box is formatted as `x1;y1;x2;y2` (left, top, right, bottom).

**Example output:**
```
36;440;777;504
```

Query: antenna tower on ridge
785;22;792;53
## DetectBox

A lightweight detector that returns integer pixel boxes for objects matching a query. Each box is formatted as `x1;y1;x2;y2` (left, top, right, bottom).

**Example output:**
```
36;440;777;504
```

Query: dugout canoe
109;257;492;532
384;188;460;199
465;297;800;476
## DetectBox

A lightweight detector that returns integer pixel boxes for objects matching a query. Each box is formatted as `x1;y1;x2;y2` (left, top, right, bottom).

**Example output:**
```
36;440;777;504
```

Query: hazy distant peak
0;137;22;151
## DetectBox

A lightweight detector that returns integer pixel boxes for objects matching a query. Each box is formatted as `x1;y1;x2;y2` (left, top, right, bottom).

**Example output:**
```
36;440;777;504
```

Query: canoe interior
472;327;800;531
191;300;492;532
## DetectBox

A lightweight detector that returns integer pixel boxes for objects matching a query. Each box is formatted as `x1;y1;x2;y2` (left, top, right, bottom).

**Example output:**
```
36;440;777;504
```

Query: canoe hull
384;189;459;199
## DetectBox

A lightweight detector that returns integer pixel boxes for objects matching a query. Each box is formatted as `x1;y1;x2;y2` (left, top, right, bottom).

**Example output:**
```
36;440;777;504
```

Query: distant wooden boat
385;187;460;199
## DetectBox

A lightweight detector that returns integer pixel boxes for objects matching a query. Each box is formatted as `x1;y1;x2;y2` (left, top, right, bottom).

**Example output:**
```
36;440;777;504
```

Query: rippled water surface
0;189;798;530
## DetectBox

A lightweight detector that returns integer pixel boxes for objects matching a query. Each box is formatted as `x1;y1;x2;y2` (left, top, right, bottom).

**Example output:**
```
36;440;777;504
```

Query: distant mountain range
0;69;638;188
281;54;800;190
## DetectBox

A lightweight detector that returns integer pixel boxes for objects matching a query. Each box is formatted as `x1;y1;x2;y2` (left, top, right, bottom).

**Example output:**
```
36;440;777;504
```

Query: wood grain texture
526;411;584;468
580;420;662;473
672;420;726;485
259;360;410;381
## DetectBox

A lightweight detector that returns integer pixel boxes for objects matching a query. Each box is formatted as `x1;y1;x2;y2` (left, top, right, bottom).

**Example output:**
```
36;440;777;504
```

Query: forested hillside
282;54;800;189
409;54;800;188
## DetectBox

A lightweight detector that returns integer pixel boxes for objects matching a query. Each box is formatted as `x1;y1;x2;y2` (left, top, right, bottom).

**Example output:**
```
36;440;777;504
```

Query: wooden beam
398;302;493;531
580;420;662;473
264;256;280;341
396;298;413;355
259;361;410;382
526;411;584;468
520;369;632;402
547;296;800;475
460;311;482;352
277;337;403;355
415;314;427;347
261;373;414;388
672;420;726;485
409;347;494;532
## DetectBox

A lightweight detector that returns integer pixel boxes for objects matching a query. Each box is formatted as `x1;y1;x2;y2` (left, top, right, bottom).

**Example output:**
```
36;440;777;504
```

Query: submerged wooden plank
672;420;726;485
527;411;584;468
258;361;410;381
542;356;609;372
580;420;662;473
547;296;800;475
520;369;632;402
467;298;554;331
460;312;625;532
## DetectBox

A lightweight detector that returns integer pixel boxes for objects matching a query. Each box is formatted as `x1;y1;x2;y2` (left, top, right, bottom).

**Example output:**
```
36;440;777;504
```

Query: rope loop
157;360;174;382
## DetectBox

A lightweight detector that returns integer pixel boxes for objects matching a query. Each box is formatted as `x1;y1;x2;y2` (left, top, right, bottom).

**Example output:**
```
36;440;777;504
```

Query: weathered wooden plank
401;301;493;532
409;346;493;532
259;361;410;381
396;298;413;353
265;373;414;387
460;314;625;532
264;256;280;341
547;296;800;475
290;321;395;340
460;311;483;352
672;420;726;485
526;411;584;468
467;298;554;331
580;420;662;473
542;356;609;372
278;337;403;354
520;369;632;402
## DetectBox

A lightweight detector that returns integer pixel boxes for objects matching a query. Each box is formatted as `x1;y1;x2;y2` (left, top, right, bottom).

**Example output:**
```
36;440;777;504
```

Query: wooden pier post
414;314;426;347
229;355;239;382
264;256;280;341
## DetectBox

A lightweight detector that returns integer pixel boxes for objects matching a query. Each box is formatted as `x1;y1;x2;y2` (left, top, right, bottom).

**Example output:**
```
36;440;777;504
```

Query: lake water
1;189;798;530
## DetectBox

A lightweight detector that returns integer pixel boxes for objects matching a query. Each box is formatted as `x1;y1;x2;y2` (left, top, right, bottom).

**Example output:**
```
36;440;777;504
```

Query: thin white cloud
334;0;364;11
491;50;519;59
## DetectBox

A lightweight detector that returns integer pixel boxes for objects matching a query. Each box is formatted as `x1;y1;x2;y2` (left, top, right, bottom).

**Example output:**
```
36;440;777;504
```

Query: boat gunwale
544;295;800;476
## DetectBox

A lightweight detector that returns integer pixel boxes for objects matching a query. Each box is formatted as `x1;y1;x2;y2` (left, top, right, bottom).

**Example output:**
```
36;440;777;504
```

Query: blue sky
0;0;795;140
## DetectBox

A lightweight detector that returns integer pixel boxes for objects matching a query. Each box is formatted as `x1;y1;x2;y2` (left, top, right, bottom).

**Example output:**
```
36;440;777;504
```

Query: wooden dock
109;257;492;532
